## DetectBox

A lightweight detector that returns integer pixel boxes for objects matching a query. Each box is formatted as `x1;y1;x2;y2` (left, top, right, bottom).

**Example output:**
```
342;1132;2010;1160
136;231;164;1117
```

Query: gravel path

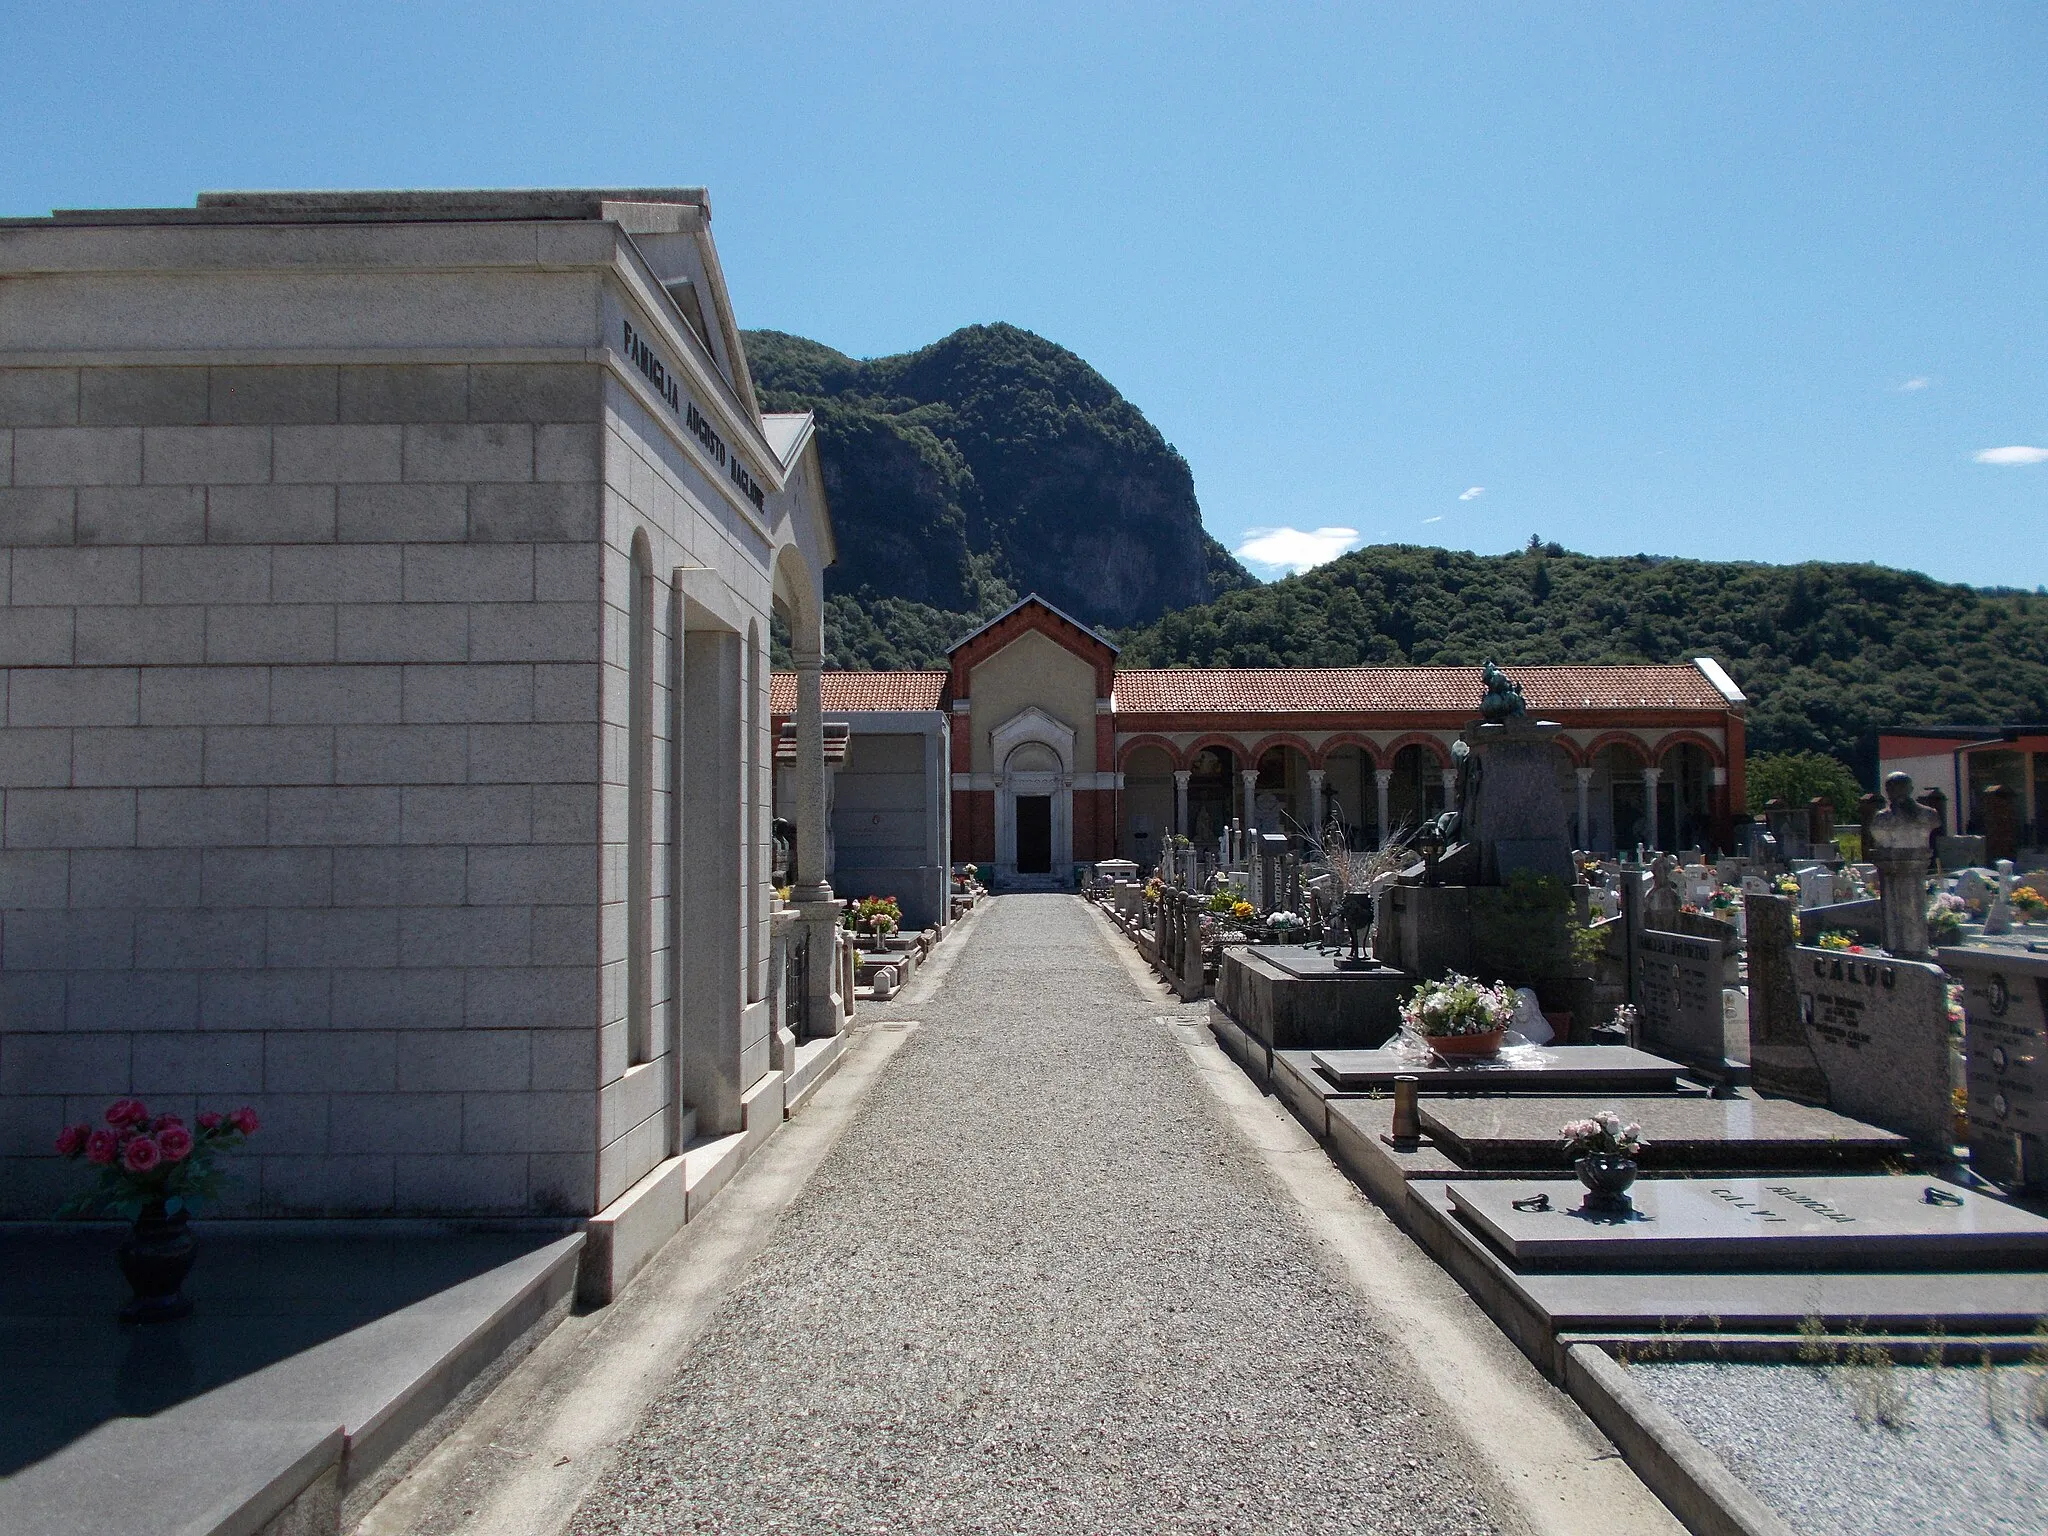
1633;1360;2048;1535
569;895;1503;1535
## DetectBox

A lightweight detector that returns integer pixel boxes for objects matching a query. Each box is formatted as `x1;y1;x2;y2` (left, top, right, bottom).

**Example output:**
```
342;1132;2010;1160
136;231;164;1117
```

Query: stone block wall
0;360;611;1217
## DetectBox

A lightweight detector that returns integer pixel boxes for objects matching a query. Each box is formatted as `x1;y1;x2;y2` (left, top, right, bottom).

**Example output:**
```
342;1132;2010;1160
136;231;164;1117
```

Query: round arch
1655;729;1727;770
1381;732;1454;768
1117;734;1186;773
1582;731;1653;769
1313;733;1380;771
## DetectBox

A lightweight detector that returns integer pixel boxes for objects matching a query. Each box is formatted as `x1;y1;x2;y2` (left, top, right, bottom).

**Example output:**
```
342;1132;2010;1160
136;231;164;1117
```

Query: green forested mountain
747;325;2048;781
1116;544;2048;779
744;323;1254;665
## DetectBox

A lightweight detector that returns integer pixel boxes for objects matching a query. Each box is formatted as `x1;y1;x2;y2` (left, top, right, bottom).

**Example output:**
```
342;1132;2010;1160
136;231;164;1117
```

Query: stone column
1173;770;1191;836
791;649;842;1031
1240;769;1260;831
1374;769;1393;848
1307;769;1326;838
1641;766;1663;852
1575;766;1594;851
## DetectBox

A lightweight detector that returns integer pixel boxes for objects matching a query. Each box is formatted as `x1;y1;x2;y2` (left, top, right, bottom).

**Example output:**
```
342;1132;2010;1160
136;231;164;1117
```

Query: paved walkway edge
1564;1344;1796;1536
353;1022;918;1536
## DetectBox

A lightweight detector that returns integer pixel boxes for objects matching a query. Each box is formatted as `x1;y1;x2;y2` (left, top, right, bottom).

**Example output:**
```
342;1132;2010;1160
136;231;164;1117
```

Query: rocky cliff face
746;324;1252;658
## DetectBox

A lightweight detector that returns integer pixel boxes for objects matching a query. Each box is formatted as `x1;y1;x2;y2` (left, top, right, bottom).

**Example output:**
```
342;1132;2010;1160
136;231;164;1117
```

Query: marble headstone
1743;893;1829;1101
1634;927;1730;1072
1941;946;2046;1192
1793;948;1953;1150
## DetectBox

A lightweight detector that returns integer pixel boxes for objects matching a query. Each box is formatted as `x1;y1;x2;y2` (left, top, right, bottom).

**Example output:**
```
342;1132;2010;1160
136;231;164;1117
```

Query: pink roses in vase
56;1098;260;1221
56;1098;260;1323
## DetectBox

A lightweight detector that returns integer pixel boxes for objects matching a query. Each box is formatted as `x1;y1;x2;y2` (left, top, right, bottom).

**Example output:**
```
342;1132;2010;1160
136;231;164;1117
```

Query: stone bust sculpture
1869;771;1940;853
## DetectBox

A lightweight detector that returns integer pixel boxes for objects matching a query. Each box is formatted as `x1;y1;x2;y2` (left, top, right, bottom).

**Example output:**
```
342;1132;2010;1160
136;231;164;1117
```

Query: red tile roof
1110;665;1728;714
770;671;948;714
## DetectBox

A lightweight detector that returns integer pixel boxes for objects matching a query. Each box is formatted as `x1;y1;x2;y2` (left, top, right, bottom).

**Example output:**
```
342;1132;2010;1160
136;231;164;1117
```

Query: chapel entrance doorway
1015;796;1053;874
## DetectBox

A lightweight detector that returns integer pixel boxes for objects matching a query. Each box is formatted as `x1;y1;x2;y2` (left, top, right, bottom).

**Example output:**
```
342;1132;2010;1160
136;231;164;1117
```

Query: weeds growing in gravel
2027;1321;2048;1430
1984;1349;2010;1431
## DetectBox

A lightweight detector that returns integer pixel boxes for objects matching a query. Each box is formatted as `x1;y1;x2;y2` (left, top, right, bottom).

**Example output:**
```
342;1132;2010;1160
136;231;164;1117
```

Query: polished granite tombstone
1447;1175;2048;1270
1212;944;1408;1056
1312;1043;1685;1092
1417;1094;1910;1171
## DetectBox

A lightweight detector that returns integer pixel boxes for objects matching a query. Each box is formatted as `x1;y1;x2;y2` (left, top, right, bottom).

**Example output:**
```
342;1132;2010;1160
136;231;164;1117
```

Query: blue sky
6;3;2043;587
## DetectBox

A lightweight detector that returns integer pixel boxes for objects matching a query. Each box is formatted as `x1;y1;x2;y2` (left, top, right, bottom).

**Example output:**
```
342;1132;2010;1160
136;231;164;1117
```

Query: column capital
1576;765;1596;784
1375;768;1394;787
1306;768;1327;783
1172;769;1192;783
1641;766;1663;785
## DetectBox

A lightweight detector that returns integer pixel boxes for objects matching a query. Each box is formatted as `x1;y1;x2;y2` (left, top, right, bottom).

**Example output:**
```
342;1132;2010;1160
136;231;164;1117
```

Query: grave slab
1312;1043;1685;1093
1419;1095;1910;1171
1447;1175;2048;1270
1406;1180;2048;1382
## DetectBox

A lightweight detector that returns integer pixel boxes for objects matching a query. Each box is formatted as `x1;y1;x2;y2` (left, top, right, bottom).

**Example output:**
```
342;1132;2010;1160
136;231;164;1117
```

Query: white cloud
1899;377;1930;391
1421;515;1444;524
1234;525;1361;574
1974;445;2048;466
1458;486;1485;501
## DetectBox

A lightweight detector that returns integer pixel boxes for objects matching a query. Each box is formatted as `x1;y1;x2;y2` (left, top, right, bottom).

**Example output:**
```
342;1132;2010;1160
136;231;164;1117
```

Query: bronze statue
1479;660;1527;722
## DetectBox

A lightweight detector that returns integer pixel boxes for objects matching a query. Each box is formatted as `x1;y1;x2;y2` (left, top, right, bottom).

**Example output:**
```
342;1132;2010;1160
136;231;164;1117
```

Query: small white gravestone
1741;875;1771;897
1722;987;1750;1064
1984;859;2017;936
1511;987;1554;1045
1796;866;1834;910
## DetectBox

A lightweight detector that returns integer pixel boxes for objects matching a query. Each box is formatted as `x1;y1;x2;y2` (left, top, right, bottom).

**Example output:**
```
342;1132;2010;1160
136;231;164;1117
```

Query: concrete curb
1564;1343;1796;1536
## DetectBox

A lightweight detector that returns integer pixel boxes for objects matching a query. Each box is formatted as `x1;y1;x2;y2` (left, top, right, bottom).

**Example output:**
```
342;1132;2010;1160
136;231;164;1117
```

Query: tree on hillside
1744;751;1866;815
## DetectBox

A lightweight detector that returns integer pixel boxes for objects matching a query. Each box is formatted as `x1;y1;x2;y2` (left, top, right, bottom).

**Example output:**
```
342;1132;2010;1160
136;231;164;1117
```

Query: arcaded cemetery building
775;595;1751;884
0;189;844;1295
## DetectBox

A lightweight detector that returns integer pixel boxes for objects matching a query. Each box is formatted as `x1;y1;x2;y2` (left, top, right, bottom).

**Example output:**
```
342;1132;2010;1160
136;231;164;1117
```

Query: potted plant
2014;885;2047;924
1561;1110;1645;1208
55;1099;260;1322
1399;973;1519;1058
1266;910;1303;940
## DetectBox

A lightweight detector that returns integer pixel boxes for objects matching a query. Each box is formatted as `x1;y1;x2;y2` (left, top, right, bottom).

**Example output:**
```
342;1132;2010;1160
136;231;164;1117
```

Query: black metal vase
1575;1154;1637;1210
118;1204;196;1324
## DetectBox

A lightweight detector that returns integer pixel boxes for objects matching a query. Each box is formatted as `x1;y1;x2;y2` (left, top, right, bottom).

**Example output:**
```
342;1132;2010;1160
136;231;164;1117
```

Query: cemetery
1090;662;2048;1534
1;183;2043;1536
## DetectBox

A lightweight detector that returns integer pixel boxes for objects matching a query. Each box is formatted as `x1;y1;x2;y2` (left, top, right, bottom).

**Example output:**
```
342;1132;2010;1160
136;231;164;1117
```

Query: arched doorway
992;706;1074;880
1186;745;1237;850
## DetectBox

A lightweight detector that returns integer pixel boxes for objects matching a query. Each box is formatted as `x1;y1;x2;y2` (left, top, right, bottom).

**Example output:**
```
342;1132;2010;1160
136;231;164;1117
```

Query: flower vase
118;1204;196;1324
1426;1028;1505;1059
1576;1154;1637;1210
